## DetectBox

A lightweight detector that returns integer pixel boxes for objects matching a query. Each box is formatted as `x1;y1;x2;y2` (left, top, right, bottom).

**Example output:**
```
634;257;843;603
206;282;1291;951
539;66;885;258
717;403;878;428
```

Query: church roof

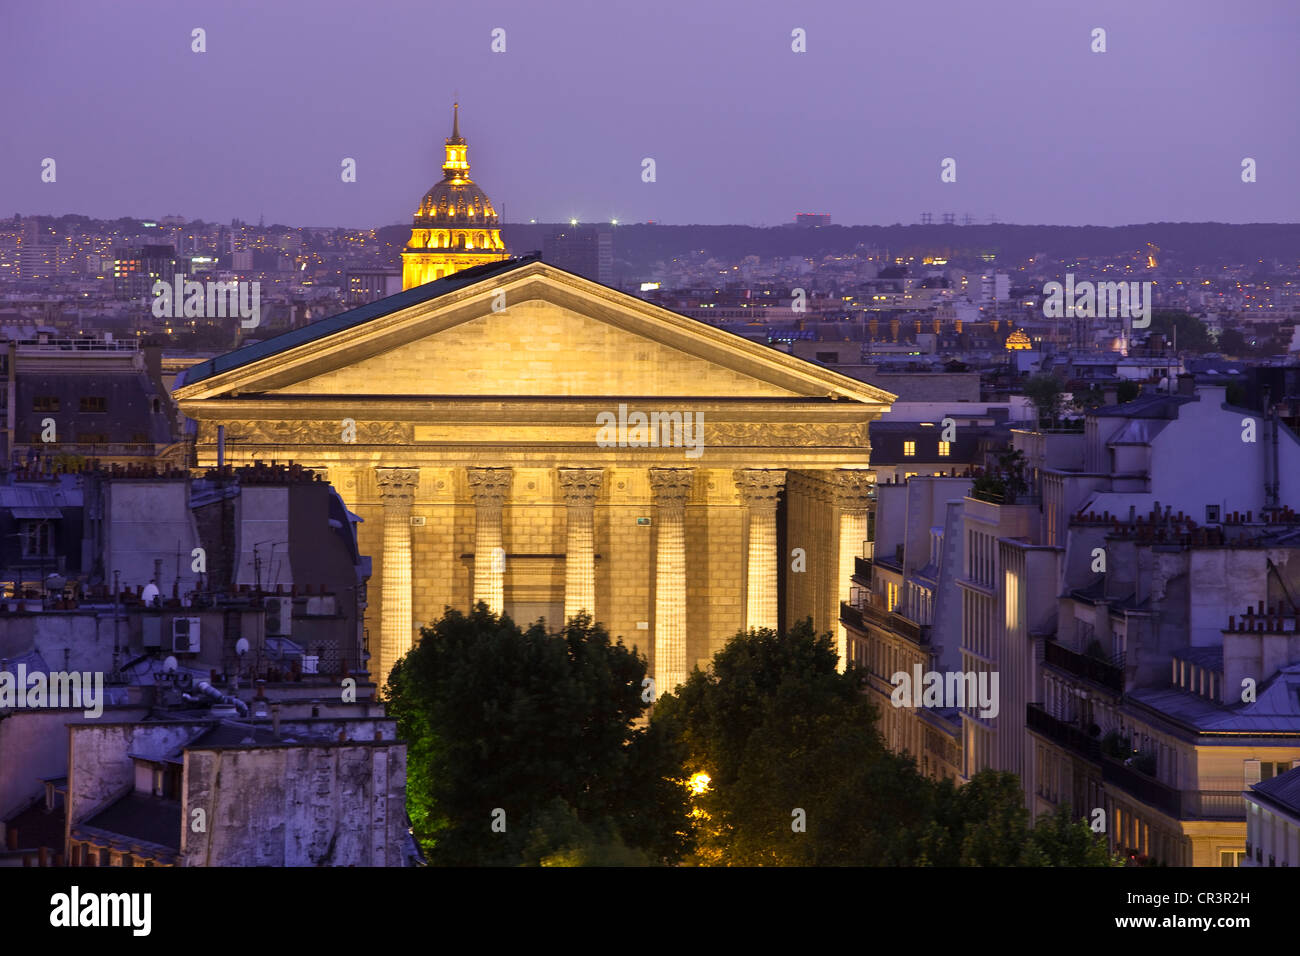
174;256;897;408
176;255;536;388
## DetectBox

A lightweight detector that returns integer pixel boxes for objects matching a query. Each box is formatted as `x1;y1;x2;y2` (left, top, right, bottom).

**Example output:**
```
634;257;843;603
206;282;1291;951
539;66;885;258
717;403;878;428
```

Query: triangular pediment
174;260;895;407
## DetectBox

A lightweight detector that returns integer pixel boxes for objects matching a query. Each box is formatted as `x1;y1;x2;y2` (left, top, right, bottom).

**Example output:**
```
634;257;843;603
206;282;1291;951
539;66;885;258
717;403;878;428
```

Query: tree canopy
387;610;1123;866
383;605;691;865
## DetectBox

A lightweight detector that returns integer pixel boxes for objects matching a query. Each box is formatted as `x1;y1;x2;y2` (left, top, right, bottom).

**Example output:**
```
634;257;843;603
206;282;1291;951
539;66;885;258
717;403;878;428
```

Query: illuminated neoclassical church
176;108;894;691
402;104;509;289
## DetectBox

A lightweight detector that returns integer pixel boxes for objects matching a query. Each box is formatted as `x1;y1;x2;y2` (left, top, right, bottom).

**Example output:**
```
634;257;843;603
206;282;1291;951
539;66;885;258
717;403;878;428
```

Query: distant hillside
376;222;1300;280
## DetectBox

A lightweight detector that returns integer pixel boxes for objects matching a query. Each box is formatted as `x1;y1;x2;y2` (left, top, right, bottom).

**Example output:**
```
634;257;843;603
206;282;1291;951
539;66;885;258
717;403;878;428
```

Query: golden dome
413;103;499;226
1005;328;1032;350
401;104;509;289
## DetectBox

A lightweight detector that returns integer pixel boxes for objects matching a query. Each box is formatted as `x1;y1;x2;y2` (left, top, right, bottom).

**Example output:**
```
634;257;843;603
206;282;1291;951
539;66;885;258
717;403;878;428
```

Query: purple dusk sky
2;0;1297;228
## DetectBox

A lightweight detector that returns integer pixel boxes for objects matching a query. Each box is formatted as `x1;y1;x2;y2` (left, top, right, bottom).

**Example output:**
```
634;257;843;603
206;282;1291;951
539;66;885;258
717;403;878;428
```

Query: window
938;441;951;457
815;351;839;363
19;521;52;558
79;396;107;413
32;396;59;412
1206;505;1220;523
76;433;109;444
1260;761;1291;780
1220;850;1245;867
903;440;916;457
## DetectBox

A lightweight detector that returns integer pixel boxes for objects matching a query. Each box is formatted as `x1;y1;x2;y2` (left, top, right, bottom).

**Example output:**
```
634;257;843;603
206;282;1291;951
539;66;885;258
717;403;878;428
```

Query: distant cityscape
3;96;1300;878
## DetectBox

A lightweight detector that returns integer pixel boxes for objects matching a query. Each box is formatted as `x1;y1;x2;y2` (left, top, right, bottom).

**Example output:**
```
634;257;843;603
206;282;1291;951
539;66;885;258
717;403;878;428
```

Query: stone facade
175;261;895;689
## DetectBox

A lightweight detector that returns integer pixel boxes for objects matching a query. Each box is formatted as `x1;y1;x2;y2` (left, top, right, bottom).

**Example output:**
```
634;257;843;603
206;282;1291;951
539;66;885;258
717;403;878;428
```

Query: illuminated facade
175;259;894;689
401;104;508;290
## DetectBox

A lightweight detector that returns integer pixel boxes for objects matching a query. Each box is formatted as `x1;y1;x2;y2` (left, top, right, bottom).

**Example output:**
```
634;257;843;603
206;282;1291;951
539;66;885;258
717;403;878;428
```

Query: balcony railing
1026;703;1101;761
854;555;872;581
1101;755;1182;819
840;602;863;631
840;600;926;646
1044;640;1125;694
1180;790;1246;821
1028;704;1246;821
970;489;1042;506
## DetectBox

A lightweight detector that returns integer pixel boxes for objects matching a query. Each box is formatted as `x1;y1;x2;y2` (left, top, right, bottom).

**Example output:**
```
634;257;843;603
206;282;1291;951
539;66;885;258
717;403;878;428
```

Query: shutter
1245;759;1262;786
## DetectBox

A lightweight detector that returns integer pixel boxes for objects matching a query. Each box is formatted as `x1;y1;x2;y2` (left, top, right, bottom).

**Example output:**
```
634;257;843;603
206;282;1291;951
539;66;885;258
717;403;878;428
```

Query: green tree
1218;328;1251;357
1021;804;1125;867
653;620;934;865
1148;310;1211;352
383;605;691;865
1022;373;1065;425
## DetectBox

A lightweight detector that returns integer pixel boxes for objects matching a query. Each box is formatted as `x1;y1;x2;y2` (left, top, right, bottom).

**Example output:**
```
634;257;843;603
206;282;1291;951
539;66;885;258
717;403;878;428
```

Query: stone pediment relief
706;422;869;447
224;420;414;444
215;418;868;451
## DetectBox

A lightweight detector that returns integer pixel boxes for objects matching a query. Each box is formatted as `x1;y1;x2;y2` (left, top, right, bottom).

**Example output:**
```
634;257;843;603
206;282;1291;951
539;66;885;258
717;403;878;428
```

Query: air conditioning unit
301;655;319;675
171;617;202;654
264;597;292;636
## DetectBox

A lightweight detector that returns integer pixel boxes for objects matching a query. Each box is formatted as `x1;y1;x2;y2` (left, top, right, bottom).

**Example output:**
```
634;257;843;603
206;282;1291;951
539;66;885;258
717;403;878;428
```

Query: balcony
1044;640;1124;694
840;600;927;646
1180;790;1246;821
969;489;1042;506
1026;703;1102;761
854;555;872;581
1102;756;1181;819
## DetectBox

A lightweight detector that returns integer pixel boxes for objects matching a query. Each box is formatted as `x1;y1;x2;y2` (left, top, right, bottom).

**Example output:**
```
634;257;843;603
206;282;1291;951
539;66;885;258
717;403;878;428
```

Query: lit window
903;440;916;457
938;441;951;457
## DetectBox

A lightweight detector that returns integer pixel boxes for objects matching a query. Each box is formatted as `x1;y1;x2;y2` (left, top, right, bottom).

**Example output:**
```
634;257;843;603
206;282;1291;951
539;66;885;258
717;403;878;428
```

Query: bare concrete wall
181;741;408;866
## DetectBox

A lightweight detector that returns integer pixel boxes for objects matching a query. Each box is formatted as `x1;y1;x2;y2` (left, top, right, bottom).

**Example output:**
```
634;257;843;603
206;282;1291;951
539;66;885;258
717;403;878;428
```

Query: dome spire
448;102;464;145
442;102;469;180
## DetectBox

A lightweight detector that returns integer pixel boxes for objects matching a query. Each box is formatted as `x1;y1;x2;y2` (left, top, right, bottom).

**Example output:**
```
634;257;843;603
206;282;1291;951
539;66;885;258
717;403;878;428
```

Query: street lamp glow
570;218;578;226
687;771;711;796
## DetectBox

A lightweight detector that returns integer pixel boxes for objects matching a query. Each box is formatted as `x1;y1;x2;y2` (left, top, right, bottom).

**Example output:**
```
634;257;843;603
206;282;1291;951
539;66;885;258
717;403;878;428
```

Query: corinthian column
467;467;512;614
558;468;603;623
650;468;693;696
832;468;875;672
735;469;786;632
376;467;419;677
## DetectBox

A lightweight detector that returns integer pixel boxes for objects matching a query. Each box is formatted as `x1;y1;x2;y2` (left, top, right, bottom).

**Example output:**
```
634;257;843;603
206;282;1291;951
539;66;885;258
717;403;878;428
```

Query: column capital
376;467;419;502
830;468;874;511
734;468;786;511
467;467;512;507
649;468;693;515
558;467;604;506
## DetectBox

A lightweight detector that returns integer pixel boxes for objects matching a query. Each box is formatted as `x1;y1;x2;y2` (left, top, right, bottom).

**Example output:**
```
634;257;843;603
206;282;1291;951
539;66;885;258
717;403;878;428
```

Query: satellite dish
163;656;179;672
142;582;161;604
235;638;250;657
